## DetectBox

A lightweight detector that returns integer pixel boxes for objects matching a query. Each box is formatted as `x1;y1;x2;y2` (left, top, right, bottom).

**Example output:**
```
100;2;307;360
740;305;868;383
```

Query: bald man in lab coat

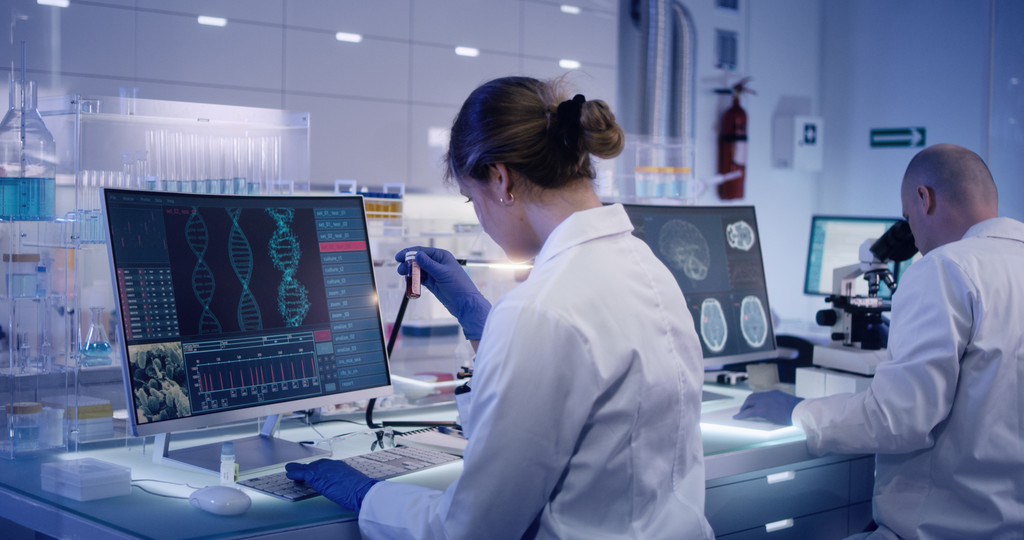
737;143;1024;539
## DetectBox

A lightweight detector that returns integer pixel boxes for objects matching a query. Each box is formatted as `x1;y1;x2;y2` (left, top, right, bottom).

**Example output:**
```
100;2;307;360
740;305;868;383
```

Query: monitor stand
153;414;330;475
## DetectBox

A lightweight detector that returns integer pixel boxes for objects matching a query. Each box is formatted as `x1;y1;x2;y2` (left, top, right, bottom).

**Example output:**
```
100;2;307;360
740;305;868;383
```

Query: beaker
0;78;56;220
634;141;696;201
80;306;113;367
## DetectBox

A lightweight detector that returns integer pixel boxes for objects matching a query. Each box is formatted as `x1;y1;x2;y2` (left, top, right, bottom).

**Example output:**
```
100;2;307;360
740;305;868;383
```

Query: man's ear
918;185;937;215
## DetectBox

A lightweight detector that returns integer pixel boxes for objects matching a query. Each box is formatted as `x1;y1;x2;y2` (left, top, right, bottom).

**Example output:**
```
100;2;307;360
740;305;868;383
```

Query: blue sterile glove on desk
734;390;804;426
396;246;492;341
285;459;378;512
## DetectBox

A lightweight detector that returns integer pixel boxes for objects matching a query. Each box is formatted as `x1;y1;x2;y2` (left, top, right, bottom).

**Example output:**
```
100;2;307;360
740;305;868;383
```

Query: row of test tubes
78;132;291;203
73;133;295;244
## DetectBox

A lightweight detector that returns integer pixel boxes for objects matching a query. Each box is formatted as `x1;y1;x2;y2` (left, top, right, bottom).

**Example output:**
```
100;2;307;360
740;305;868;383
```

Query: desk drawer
849;456;875;503
706;460;850;536
716;507;848;540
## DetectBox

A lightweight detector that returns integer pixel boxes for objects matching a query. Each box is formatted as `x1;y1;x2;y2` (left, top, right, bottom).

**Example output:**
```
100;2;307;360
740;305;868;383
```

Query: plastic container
3;253;41;297
41;458;131;501
7;401;42;452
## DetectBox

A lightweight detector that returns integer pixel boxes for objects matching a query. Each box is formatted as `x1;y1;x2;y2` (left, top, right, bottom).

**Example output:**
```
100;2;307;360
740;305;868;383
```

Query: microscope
802;221;917;393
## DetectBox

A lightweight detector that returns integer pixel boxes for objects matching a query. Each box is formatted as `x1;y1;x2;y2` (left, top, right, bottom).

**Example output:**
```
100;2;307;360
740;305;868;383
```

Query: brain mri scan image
726;220;755;251
658;219;711;281
739;295;768;348
699;298;728;352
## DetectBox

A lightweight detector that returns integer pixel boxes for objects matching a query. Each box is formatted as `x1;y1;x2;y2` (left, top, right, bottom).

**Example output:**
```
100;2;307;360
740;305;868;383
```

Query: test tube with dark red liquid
405;251;421;299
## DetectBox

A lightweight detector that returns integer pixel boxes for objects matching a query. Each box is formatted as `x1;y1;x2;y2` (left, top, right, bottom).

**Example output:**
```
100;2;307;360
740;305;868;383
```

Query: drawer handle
765;518;795;533
765;470;796;484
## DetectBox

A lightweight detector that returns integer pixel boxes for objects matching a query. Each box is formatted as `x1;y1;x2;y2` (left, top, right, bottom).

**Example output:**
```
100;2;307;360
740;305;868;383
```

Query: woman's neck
521;180;601;250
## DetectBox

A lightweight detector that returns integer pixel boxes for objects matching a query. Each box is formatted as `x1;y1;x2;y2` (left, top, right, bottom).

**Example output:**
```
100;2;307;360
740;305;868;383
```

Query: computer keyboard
238;445;462;502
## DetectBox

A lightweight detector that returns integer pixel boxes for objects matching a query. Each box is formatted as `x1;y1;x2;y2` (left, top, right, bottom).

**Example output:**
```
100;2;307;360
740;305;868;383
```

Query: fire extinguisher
716;78;754;200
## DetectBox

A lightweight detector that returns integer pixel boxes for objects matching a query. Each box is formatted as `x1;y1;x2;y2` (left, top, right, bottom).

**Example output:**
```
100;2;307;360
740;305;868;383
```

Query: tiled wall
1;0;618;192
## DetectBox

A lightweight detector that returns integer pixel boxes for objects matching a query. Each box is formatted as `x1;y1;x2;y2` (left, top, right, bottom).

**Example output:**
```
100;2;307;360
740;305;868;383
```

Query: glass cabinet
1;93;310;458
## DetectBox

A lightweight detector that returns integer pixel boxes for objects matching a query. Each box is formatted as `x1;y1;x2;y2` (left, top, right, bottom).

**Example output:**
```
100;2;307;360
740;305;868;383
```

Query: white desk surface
1;387;816;539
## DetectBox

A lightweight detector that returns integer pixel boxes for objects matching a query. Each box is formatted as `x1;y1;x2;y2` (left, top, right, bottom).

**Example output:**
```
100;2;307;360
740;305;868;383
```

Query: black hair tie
556;94;586;147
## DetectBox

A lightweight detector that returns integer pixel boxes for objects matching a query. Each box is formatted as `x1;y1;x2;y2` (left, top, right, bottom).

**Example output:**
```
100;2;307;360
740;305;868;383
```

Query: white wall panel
4;3;135;79
411;45;520;106
520;60;617;105
2;0;619;193
285;29;409;101
820;1;990;218
285;94;409;187
552;0;617;12
82;0;136;7
409;103;460;190
135;0;284;25
138;81;285;110
523;2;617;66
136;12;283;90
989;0;1024;222
745;0;823;321
284;0;411;39
412;0;520;53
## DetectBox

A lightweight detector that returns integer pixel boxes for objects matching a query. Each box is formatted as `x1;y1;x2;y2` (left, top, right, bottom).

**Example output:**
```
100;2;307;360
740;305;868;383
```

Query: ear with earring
499;192;515;204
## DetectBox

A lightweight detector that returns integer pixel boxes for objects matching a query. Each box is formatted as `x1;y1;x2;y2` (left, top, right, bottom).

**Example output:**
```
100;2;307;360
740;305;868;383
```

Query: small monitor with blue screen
804;215;916;300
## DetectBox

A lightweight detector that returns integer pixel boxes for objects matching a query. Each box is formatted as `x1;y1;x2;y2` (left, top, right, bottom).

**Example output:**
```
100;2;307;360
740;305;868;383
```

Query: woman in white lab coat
287;76;714;539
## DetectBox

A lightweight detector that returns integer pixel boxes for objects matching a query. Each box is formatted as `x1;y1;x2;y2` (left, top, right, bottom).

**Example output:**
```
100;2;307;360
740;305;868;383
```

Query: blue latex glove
284;459;378;512
395;246;492;341
734;390;804;426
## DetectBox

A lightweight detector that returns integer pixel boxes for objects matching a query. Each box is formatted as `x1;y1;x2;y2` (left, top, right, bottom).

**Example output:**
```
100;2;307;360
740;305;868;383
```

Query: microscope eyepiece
870;220;918;263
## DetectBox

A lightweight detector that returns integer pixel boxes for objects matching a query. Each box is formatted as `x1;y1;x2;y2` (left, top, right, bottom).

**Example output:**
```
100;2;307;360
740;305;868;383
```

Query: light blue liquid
0;177;55;220
80;342;113;367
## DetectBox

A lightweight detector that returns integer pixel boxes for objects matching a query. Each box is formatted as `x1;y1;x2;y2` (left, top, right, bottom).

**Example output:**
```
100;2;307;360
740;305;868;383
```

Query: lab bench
0;387;873;540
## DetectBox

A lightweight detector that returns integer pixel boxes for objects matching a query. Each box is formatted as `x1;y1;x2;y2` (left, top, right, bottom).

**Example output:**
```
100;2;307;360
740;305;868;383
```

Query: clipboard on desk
396;427;468;456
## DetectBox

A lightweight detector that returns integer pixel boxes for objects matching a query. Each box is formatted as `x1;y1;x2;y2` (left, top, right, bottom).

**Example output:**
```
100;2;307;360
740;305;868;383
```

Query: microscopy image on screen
128;341;190;424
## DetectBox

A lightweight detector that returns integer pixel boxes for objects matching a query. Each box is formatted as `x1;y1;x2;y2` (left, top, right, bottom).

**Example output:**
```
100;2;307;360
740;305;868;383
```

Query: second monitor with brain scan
620;204;778;368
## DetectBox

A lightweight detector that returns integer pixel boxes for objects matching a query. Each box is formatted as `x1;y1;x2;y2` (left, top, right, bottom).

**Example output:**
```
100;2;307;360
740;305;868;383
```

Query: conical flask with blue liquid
0;76;56;221
80;306;113;367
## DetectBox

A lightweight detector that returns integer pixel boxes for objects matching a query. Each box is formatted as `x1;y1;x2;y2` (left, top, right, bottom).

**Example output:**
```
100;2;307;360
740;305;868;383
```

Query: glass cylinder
0;79;56;220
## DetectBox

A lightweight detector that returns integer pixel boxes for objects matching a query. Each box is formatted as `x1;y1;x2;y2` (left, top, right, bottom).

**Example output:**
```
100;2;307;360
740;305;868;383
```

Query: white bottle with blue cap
219;441;237;485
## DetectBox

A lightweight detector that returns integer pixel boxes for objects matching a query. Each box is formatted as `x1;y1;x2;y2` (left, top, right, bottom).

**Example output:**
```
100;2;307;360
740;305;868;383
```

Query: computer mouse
189;485;252;516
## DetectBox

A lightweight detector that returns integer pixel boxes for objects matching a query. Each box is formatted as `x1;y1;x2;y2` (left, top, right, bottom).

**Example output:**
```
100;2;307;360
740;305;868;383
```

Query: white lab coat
359;204;713;539
793;217;1024;539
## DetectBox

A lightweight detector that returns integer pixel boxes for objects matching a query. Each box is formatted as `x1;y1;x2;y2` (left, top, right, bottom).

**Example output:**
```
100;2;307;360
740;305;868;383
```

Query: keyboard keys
237;446;461;502
238;471;320;502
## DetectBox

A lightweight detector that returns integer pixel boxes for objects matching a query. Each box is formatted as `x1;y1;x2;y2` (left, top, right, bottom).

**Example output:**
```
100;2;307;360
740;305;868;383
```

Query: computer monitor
803;215;915;299
620;204;778;368
102;188;393;472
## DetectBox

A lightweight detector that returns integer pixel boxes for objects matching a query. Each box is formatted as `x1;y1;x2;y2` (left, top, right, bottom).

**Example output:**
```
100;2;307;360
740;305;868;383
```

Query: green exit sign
870;127;926;148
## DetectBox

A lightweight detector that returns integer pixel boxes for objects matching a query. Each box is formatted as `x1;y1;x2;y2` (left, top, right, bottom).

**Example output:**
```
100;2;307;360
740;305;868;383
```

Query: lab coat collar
961;216;1024;243
533;204;633;268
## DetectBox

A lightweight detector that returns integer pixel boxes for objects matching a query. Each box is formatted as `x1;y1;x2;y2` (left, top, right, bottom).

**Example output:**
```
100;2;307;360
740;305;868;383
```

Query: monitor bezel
618;202;779;368
101;188;394;438
802;214;904;298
